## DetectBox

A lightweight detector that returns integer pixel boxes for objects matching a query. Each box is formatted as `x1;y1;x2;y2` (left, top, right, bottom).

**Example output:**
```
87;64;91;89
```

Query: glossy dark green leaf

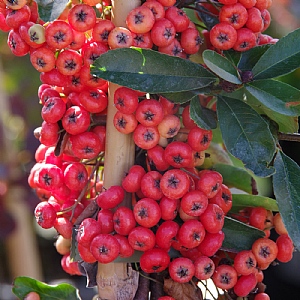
224;49;242;66
161;87;211;104
246;79;300;116
252;27;300;80
36;0;68;22
238;44;272;72
12;277;81;300
222;217;265;252
203;50;242;84
91;48;217;93
195;3;219;30
244;87;299;133
213;164;254;194
189;96;217;129
217;96;276;177
273;151;300;251
231;194;279;212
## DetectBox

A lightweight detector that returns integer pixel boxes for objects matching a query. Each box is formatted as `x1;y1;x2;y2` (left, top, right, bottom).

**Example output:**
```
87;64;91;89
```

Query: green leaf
36;0;69;22
252;27;300;80
246;79;300;116
223;49;242;66
273;151;300;251
231;194;279;212
91;48;217;93
213;164;254;194
244;87;299;133
203;50;241;84
12;277;81;300
189;96;217;129
195;3;219;30
161;88;210;104
217;95;276;177
222;217;265;252
238;44;272;72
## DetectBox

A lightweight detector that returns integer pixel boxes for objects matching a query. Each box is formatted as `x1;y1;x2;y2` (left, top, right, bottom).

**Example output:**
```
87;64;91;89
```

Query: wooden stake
96;1;141;299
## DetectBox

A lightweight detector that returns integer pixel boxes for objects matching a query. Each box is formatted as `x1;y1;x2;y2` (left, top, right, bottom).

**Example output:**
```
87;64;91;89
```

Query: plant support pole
96;1;141;299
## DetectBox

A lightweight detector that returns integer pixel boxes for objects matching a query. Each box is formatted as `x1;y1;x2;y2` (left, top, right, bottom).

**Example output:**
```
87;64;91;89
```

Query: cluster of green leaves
91;28;300;251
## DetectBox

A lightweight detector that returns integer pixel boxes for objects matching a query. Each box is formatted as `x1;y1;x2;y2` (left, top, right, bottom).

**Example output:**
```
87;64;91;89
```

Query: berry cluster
205;0;277;51
0;0;295;299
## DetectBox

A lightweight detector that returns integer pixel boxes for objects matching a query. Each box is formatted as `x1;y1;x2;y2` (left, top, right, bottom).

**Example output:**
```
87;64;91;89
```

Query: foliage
92;27;300;250
12;277;81;300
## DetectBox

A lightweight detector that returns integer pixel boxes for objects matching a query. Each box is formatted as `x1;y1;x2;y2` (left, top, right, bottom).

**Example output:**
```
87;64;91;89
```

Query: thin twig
278;132;300;142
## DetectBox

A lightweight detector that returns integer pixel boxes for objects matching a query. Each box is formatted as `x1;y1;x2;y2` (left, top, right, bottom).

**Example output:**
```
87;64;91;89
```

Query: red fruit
70;131;102;160
107;26;133;49
150;18;176;47
159;196;179;221
165;6;190;32
97;209;114;234
37;163;64;191
197;231;225;257
169;257;195;283
56;49;83;76
54;217;73;239
249;206;268;230
187;126;213;152
45;20;73;50
92;19;115;43
114;86;139;114
7;29;30;56
196;170;223;198
200;204;225;234
136;99;164;127
212;264;238;290
177;219;206;249
160;169;190;200
276;234;294;263
234;273;257;297
155;220;179;249
209;184;232;214
180;27;202;55
245;7;264;33
157;114;181;139
147;145;170;171
96;185;125;210
180;190;208;217
234;250;257;275
62;106;90;135
41;96;66;123
142;0;165;20
126;5;155;34
140;171;163;201
79;88;108;114
140;248;170;273
34;201;57;229
252;238;278;266
90;233;120;263
114;234;135;258
194;256;215;280
113;111;138;134
164;141;194;168
122;165;146;193
128;226;156;251
77;217;101;247
5;5;31;29
233;27;257;51
219;3;248;30
81;41;109;67
133;124;160;150
209;22;237;50
68;4;96;32
254;293;270;300
134;198;161;228
113;206;136;236
78;243;96;263
39;121;59;146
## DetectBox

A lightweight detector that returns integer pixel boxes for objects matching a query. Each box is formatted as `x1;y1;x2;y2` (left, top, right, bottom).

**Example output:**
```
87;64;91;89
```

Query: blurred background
0;0;300;299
